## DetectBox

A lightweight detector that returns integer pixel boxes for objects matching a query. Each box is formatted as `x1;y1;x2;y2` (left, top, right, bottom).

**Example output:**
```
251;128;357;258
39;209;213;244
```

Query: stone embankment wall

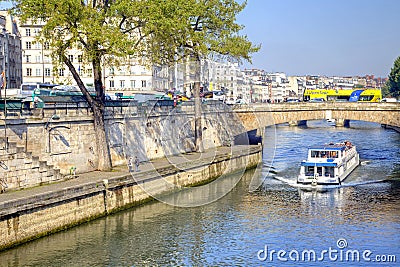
0;102;245;191
0;146;261;251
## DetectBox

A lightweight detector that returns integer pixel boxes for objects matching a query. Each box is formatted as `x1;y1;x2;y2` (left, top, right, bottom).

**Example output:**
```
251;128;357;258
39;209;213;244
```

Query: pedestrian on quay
128;157;133;172
134;156;140;172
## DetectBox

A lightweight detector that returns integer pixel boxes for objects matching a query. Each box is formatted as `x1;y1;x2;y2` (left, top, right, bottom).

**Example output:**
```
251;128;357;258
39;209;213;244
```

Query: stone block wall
0;102;243;191
0;193;105;250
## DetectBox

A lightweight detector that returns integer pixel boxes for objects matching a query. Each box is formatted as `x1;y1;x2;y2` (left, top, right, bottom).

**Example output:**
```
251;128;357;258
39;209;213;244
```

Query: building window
26;29;31;36
43;42;50;50
87;69;92;77
130;80;136;88
35;55;41;63
141;80;146;88
36;68;41;77
34;42;41;49
45;68;51;77
59;68;65;76
68;55;74;63
109;80;115;88
26;68;32;76
26;42;31;49
120;80;125;88
43;55;51;63
78;55;83;63
25;55;31;63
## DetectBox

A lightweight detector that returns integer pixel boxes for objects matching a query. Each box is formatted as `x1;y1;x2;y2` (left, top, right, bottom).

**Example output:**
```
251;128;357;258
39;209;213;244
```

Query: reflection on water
0;121;399;266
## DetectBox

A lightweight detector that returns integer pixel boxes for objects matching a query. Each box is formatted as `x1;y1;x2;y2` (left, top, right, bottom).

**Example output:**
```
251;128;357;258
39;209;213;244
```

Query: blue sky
1;1;398;77
237;0;400;77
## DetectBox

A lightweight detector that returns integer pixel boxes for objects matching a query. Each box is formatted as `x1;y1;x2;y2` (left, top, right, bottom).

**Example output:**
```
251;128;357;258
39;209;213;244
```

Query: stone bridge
234;102;400;131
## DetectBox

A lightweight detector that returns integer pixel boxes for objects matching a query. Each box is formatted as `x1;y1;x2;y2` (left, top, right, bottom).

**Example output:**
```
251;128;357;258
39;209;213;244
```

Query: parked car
225;98;236;105
235;99;248;105
309;98;325;102
381;98;397;103
286;98;301;103
212;90;226;102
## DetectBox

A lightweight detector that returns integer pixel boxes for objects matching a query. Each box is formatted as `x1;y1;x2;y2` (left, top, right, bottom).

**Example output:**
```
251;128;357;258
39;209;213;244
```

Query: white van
381;98;397;103
212;90;226;102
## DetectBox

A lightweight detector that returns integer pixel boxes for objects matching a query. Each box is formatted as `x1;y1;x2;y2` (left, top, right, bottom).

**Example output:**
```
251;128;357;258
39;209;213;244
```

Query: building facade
0;11;22;91
16;18;160;96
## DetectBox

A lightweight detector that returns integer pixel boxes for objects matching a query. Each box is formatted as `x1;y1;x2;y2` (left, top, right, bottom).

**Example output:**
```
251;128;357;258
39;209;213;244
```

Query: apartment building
0;11;22;90
16;18;164;96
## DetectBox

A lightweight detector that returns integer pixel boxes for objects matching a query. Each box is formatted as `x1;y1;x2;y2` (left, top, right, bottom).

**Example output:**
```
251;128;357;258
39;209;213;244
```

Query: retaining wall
0;146;261;251
0;101;244;191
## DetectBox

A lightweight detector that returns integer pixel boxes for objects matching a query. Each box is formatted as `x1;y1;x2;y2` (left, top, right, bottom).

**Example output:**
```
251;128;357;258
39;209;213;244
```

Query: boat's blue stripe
301;162;337;167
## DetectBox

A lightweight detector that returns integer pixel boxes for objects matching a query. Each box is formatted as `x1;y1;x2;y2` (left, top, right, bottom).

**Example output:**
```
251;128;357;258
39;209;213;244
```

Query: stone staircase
0;137;63;192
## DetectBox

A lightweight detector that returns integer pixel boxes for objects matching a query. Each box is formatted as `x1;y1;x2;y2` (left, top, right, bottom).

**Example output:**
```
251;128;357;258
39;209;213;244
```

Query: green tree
10;0;188;170
381;80;390;98
387;56;400;98
145;0;260;151
10;0;259;167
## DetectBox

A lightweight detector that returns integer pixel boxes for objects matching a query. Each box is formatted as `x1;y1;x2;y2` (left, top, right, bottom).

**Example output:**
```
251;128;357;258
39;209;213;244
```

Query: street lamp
44;113;60;130
45;113;60;153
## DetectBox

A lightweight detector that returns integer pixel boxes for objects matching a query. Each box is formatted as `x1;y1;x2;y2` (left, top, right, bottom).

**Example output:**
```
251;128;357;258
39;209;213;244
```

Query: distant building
1;11;390;99
16;17;167;96
0;11;22;90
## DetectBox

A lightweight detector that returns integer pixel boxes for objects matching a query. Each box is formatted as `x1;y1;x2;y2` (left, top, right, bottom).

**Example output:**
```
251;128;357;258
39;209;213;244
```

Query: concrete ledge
0;145;262;251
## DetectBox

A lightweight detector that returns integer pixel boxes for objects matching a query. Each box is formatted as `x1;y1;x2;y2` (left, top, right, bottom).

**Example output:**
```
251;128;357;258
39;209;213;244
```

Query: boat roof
309;143;348;151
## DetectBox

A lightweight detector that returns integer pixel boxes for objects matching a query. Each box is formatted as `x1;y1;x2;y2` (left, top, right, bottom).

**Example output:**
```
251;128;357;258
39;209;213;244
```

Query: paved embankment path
0;145;260;209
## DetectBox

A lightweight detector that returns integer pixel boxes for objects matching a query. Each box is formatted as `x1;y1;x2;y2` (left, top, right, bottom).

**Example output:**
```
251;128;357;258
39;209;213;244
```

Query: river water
1;121;399;266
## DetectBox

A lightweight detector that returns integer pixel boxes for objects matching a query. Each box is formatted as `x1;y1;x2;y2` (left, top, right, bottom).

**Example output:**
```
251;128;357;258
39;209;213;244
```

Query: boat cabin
301;142;354;178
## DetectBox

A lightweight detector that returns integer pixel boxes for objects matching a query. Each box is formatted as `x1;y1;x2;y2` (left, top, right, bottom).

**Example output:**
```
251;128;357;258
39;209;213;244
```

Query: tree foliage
387;56;400;98
145;0;260;65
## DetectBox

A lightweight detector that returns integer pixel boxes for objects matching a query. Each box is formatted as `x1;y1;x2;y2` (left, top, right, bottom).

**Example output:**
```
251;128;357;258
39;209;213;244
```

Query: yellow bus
303;88;382;102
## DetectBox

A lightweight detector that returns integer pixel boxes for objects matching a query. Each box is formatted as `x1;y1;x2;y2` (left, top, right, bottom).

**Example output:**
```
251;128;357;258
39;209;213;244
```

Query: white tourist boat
297;141;359;187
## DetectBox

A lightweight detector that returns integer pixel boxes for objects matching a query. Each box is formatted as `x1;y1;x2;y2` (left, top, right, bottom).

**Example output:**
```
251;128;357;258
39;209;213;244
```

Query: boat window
325;167;335;177
306;166;314;176
311;151;320;158
329;151;338;158
317;167;323;176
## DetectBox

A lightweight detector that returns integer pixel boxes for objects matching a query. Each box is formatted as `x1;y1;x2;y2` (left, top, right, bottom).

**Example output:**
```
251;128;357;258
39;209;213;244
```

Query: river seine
1;121;399;266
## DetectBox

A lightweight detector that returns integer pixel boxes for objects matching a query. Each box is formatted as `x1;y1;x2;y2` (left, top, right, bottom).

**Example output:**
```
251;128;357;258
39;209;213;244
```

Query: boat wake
273;176;297;186
272;176;387;190
343;179;388;187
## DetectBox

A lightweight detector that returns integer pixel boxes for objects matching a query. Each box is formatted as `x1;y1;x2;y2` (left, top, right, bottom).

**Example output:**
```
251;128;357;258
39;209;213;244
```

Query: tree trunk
193;56;204;152
92;102;112;171
92;55;112;171
63;54;112;171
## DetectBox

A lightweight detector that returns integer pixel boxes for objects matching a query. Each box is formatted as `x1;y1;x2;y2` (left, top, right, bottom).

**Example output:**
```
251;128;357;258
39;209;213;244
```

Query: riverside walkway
0;145;261;213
